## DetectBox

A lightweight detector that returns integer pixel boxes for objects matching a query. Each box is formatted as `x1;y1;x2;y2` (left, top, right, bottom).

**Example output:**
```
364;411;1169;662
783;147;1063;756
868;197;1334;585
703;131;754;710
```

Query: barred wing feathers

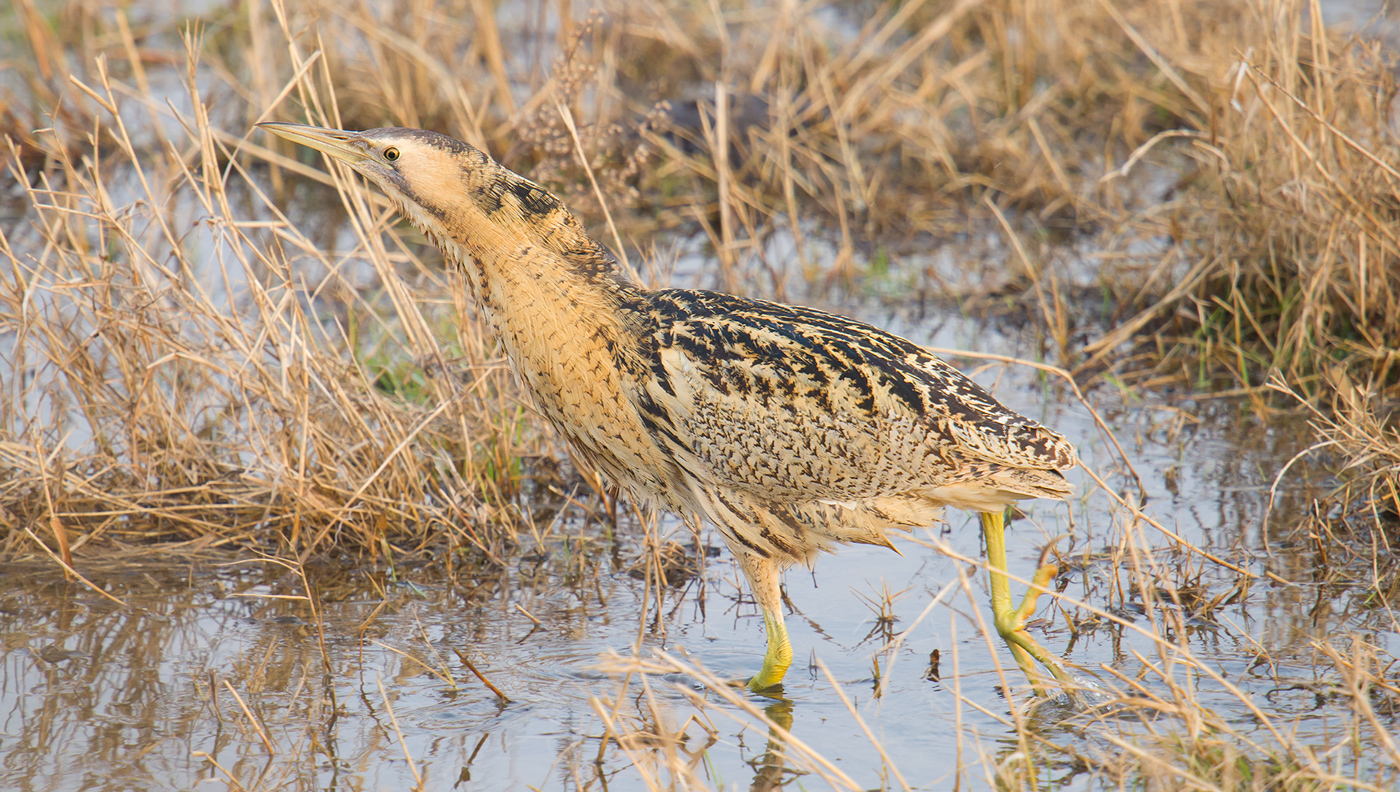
631;290;1076;528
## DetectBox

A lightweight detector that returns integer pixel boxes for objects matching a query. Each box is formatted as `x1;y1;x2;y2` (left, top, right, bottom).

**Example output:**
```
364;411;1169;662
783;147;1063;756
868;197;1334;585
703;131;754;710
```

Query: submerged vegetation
1;0;1398;789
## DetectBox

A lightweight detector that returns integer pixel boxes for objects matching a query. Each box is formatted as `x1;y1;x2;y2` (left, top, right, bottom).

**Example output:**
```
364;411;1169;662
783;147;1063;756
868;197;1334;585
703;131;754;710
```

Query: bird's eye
383;147;400;161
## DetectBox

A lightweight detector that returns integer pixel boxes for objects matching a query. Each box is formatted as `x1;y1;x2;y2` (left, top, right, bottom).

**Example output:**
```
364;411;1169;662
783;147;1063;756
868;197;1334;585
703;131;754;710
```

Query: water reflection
749;696;795;791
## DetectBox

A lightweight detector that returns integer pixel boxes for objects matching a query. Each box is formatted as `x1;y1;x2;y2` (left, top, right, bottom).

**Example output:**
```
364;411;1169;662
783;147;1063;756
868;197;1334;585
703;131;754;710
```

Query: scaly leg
733;549;793;691
980;510;1073;696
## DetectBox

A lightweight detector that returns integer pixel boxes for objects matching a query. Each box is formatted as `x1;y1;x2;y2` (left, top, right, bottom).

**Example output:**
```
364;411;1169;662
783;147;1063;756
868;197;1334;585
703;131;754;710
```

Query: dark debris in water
626;540;706;587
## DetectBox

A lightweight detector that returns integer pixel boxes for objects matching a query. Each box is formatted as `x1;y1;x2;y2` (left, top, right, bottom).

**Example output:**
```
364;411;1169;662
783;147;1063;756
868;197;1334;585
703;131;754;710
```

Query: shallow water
2;295;1395;791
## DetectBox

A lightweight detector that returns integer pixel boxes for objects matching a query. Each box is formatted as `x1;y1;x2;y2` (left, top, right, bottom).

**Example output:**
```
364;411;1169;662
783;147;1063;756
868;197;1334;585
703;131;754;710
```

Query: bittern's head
258;123;602;271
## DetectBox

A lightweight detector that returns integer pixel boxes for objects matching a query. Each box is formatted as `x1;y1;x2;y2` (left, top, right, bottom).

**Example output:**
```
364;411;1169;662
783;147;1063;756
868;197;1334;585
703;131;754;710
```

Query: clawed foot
1004;540;1084;700
982;516;1077;699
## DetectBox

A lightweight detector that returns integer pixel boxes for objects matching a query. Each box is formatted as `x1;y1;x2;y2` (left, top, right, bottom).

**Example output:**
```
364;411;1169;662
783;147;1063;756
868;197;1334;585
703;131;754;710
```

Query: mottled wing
632;290;1076;505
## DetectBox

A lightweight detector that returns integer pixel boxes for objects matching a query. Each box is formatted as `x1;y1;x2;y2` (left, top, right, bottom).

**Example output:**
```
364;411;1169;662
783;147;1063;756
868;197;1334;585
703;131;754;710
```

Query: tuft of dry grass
1270;371;1399;583
1084;2;1400;403
0;23;563;564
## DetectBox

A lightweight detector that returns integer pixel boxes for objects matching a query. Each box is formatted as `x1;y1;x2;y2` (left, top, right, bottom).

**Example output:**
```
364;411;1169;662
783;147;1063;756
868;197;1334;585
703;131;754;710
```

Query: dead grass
1270;371;1399;588
1090;6;1400;403
4;0;1400;789
7;0;1396;385
0;23;561;563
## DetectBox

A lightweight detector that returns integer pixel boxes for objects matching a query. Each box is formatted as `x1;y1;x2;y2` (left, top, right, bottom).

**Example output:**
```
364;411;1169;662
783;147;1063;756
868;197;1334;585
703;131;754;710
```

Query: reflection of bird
261;122;1078;693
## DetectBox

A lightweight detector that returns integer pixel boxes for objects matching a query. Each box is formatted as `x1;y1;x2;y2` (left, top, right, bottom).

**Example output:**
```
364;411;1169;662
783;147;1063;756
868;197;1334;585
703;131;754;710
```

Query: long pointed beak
258;122;369;166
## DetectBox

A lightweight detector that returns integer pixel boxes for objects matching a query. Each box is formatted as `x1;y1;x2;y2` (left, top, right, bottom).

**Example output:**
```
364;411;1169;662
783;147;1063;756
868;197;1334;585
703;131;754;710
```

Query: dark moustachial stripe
475;178;506;215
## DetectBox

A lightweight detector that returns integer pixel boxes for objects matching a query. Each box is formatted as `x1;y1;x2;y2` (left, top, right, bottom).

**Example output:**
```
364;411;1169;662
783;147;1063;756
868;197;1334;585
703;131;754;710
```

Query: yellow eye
383;147;400;161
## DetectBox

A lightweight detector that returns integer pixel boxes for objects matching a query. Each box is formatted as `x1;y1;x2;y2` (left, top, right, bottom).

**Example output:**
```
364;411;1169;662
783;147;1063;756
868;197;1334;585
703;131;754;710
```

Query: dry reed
3;0;1400;789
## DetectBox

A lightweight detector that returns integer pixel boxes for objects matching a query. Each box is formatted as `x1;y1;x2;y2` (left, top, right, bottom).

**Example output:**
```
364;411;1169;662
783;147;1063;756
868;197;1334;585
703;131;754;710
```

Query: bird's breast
473;258;683;506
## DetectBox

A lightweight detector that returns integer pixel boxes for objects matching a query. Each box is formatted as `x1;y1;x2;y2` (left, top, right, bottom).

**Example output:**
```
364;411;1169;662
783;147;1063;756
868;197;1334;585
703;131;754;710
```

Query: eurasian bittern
260;122;1078;693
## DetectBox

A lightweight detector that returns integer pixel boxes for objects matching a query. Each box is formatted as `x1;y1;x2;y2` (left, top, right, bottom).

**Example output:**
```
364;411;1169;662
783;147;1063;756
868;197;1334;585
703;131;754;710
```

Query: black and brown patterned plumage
260;122;1078;693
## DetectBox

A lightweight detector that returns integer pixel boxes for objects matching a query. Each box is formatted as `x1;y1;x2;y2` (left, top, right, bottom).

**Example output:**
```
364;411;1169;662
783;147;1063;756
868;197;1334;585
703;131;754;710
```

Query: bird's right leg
981;510;1074;696
733;549;792;691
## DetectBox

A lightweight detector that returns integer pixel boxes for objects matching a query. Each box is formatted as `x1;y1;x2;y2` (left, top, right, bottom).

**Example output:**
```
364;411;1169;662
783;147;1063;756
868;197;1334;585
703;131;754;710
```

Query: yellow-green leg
750;609;793;691
732;547;793;691
981;510;1073;696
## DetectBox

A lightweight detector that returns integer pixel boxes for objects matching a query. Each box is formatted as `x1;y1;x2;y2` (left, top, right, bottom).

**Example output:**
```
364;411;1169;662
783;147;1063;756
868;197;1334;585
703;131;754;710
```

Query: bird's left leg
732;549;792;691
981;510;1074;695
